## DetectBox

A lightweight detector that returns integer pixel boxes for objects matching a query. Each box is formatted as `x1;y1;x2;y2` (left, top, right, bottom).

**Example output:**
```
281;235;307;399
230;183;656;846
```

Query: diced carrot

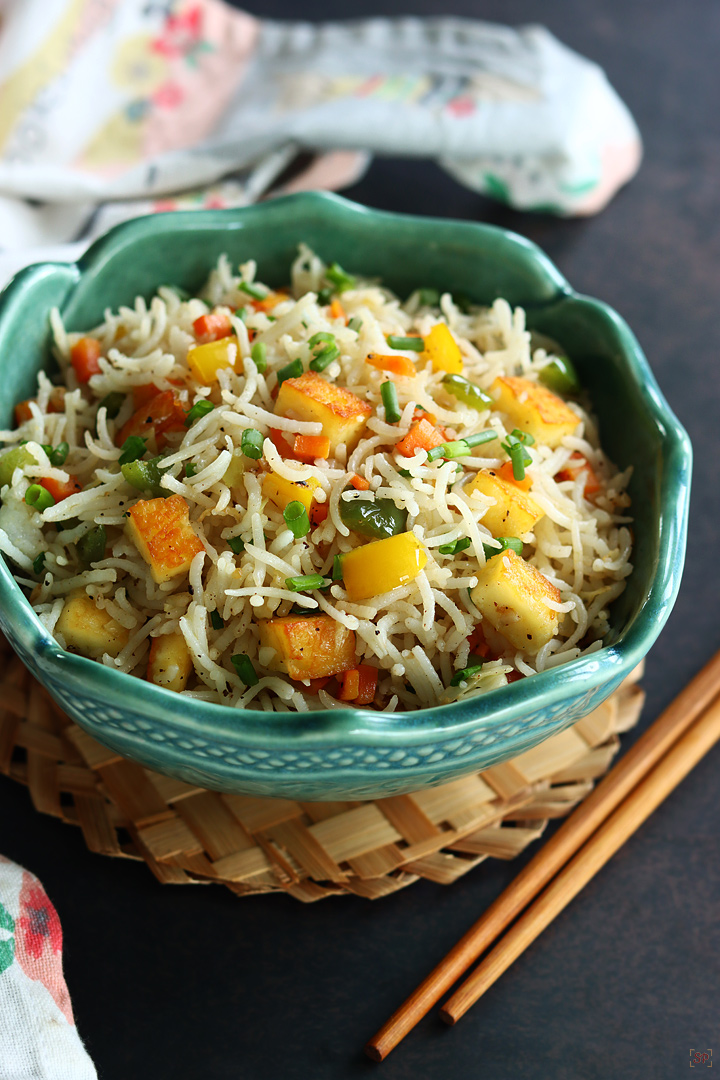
310;501;329;526
192;312;233;341
498;460;533;492
270;427;300;460
303;676;331;693
40;475;82;503
350;474;370;491
18;386;66;424
14;401;34;426
395;418;446;458
556;453;601;496
293;434;330;462
366;353;417;378
70;337;103;384
412;405;437;426
133;383;162;409
117;390;186;449
329;299;346;321
338;669;360;701
252;291;289;313
355;664;378;705
467;623;491;659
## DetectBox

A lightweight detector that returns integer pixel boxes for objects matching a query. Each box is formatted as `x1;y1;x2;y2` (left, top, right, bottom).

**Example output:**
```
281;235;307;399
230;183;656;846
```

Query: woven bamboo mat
0;633;644;902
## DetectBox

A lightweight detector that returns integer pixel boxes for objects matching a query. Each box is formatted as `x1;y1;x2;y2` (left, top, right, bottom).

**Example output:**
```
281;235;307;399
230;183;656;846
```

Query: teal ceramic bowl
0;194;691;800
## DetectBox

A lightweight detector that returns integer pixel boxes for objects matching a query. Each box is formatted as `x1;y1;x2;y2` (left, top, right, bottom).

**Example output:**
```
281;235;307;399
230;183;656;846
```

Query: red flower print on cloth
151;3;205;60
152;80;185;109
15;871;74;1024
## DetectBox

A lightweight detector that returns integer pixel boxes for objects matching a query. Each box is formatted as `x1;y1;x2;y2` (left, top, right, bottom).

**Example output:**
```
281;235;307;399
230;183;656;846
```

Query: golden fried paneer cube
258;615;356;680
470;548;560;654
126;495;204;584
491;375;579;448
466;469;545;537
56;593;130;659
275;370;372;455
147;631;193;693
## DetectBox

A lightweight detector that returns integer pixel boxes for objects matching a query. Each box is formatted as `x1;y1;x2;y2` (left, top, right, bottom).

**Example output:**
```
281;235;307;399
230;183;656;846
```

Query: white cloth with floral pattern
0;856;97;1079
0;0;641;261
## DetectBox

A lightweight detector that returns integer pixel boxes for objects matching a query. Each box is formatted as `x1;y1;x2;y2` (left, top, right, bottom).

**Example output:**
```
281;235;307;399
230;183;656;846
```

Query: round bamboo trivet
0;633;644;902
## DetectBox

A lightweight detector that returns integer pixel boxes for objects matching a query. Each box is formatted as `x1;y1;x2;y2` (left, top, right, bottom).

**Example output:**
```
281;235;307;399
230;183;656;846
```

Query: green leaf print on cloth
0;898;15;974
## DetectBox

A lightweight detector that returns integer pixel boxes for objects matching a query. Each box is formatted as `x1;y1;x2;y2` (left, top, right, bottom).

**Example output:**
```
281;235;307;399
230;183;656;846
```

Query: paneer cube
56;593;130;659
491;375;579;448
470;548;561;654
275;370;372;455
258;615;356;680
126;495;204;583
147;631;193;692
262;472;320;514
466;469;545;537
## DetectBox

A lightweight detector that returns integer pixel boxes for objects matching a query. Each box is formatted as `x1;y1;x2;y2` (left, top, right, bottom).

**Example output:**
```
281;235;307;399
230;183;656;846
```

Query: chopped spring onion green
231;653;259;686
442;373;494;411
450;662;484;687
309;344;340;372
227;536;245;554
240;428;263;460
185;400;214;427
381;380;401;423
239;280;268;300
483;536;523;561
417;287;440;306
48;442;69;467
387;334;425;352
539;356;579;394
397;468;413;478
283;500;311;539
426;429;498;462
277;358;303;386
121;456;167;497
185;463;197;478
438;536;472;556
210;610;224;630
33;552;46;575
25;484;54;511
285;573;330;592
98;392;126;420
325;262;356;293
501;431;533;480
233;307;248;321
332;553;344;581
509;428;535;446
348;316;363;333
118;435;147;465
77;524;107;567
317;287;333;305
250;342;267;373
308;331;335;347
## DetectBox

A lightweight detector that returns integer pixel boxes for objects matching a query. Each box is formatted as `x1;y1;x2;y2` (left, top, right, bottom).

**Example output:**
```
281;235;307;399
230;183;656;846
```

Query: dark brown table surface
2;2;719;1077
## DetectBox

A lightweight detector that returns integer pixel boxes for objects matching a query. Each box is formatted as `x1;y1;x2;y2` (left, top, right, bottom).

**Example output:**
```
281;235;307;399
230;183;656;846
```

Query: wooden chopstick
441;691;720;1022
365;648;720;1061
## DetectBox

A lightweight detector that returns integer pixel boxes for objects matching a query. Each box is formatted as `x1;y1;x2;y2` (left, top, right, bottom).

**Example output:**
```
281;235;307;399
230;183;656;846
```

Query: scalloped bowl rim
0;193;692;751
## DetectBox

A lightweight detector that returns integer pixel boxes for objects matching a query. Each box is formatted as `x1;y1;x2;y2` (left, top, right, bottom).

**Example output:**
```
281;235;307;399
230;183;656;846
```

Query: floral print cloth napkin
0;0;642;263
0;856;97;1079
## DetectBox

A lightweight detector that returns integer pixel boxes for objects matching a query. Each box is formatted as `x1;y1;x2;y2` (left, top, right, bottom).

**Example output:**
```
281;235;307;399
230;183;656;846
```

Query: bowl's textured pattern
38;662;610;799
0;193;692;799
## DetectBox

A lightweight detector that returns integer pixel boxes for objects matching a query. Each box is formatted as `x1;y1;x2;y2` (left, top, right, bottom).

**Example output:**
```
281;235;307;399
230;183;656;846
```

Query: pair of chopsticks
365;648;720;1061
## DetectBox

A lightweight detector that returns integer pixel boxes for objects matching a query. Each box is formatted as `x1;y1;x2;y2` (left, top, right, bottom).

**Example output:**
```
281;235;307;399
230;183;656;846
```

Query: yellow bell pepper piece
423;323;463;374
262;471;320;514
187;335;239;384
342;532;427;601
